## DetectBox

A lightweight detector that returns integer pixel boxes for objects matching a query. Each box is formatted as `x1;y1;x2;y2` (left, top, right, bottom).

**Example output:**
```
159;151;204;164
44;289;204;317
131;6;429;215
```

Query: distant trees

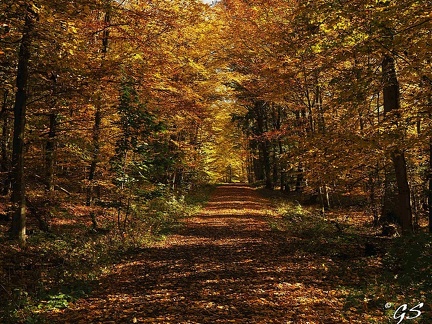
219;0;432;233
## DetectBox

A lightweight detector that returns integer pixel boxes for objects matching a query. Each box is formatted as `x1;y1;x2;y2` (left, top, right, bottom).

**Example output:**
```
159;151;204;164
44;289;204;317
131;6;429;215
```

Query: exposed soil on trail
43;184;373;323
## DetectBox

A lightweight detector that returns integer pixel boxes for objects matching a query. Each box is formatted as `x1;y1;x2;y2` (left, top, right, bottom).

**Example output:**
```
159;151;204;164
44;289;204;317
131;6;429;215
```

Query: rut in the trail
43;184;352;324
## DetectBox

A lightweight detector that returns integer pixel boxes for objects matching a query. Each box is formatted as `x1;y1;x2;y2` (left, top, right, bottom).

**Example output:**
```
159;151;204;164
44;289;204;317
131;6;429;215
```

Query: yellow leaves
311;43;323;54
69;26;78;34
322;263;329;272
187;58;209;78
132;53;143;61
277;282;304;290
45;16;55;24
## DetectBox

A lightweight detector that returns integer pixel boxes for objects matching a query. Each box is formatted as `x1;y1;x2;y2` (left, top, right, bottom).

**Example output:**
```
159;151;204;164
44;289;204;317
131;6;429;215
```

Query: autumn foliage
219;0;432;233
1;0;432;322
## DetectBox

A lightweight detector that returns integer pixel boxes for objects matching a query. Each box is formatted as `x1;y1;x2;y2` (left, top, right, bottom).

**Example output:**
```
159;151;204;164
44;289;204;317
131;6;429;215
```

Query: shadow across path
43;184;357;323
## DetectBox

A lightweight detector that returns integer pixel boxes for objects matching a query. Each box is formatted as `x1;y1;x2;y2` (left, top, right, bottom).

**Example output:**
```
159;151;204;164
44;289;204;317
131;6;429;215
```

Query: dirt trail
44;184;354;323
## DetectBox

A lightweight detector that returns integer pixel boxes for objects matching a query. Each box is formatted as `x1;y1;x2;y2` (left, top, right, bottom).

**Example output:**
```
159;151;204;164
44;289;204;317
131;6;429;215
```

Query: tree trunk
1;90;10;196
295;163;304;192
427;87;432;233
382;55;413;233
45;113;57;191
10;6;37;245
280;171;286;192
369;168;379;226
319;185;330;211
391;150;413;232
87;4;110;229
88;106;101;187
260;141;272;189
246;148;254;183
429;139;432;233
381;166;398;224
255;101;272;189
87;104;101;230
278;141;285;192
272;144;278;187
316;84;326;133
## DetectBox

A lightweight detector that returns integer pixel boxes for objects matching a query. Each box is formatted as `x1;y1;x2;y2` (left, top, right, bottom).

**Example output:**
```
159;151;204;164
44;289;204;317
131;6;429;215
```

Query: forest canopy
1;1;432;323
1;0;432;242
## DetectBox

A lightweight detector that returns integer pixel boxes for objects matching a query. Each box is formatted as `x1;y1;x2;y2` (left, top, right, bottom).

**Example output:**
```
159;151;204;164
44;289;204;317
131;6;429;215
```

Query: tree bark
315;84;326;133
1;90;10;195
255;101;272;189
272;144;278;187
391;150;413;232
382;55;413;233
45;113;57;191
295;163;304;192
426;83;432;233
87;104;101;230
429;140;432;233
87;4;110;230
10;6;37;245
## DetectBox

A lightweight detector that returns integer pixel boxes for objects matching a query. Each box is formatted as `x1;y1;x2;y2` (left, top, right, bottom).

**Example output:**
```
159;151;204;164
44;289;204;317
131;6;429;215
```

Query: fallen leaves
40;184;389;323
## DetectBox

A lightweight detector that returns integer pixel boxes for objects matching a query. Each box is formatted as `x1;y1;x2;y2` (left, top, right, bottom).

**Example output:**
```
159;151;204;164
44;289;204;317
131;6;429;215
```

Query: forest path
44;184;354;323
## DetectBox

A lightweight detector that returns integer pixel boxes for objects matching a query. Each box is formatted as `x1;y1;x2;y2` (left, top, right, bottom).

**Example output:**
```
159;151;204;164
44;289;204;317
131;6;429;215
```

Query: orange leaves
22;184;394;323
218;0;432;197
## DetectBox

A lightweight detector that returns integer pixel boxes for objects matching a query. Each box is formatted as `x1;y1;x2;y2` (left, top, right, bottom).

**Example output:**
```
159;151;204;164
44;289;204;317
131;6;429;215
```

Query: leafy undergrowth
0;185;214;323
268;198;432;323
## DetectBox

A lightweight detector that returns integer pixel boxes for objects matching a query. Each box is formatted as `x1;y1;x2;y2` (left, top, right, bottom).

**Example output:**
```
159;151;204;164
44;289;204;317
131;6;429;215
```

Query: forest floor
37;183;419;323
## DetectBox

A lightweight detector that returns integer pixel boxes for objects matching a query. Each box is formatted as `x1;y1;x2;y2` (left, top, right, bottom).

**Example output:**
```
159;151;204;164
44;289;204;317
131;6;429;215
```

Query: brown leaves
37;184;390;323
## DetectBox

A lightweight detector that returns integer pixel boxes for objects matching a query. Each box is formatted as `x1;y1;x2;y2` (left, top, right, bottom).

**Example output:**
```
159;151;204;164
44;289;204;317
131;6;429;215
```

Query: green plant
40;293;72;310
382;234;432;300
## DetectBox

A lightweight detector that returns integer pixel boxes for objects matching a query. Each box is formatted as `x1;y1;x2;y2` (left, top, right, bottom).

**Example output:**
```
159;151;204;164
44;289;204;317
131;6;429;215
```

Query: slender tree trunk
45;113;57;191
271;107;282;189
262;143;272;189
247;147;254;183
295;163;304;192
1;91;10;195
102;5;110;55
306;101;314;133
10;6;37;245
87;104;101;230
425;77;432;231
316;84;326;133
278;140;285;192
382;55;413;233
280;171;286;192
302;68;315;133
272;144;278;187
294;111;305;192
369;165;380;226
255;101;272;189
319;185;330;210
249;141;261;182
426;82;432;233
429;140;432;233
87;4;110;229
